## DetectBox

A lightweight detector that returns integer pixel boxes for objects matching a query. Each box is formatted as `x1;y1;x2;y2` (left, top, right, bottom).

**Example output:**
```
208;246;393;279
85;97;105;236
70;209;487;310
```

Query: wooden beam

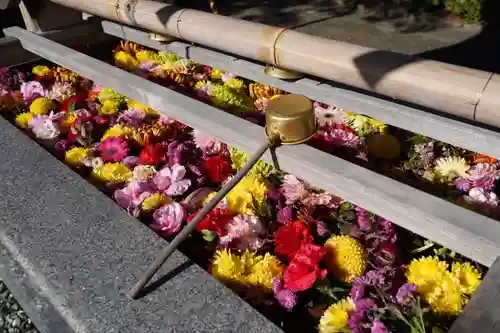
100;21;500;161
5;26;500;268
449;257;500;333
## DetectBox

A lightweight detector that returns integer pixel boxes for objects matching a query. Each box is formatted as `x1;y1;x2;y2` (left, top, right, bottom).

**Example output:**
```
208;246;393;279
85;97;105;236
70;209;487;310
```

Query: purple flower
117;108;146;126
167;141;199;166
0;67;24;91
277;206;294;224
123;156;141;169
414;142;435;168
355;207;373;231
272;279;297;311
454;177;471;192
349;298;377;333
396;283;417;306
153;164;192;196
468;163;499;190
191;129;227;156
151;202;186;236
20;81;46;103
371;320;390;333
320;126;361;149
350;278;366;301
54;140;69;152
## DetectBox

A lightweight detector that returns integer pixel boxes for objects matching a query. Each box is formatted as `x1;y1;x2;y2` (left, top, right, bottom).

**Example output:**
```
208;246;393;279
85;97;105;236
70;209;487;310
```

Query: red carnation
200;156;233;183
60;95;85;112
139;143;167;166
187;208;233;236
283;243;327;292
274;220;313;261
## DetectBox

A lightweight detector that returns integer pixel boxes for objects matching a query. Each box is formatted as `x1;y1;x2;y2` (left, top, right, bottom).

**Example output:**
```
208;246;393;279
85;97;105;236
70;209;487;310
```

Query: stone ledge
0;116;282;333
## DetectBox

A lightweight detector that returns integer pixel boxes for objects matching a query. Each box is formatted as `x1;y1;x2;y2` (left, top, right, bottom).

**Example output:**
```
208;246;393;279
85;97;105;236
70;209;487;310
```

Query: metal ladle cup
127;94;317;299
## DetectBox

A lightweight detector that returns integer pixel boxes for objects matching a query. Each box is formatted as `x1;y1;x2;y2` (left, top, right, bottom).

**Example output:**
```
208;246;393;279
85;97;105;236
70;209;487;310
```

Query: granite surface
0;116;283;333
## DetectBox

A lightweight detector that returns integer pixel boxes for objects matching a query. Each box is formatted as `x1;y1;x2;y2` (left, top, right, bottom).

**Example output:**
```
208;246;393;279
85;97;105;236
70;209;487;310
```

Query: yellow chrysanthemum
246;253;284;290
64;147;92;167
211;250;283;292
211;68;226;80
101;124;126;141
29;97;56;115
114;51;140;70
14;112;34;129
142;193;172;212
91;162;132;183
318;298;354;333
324;235;367;283
224;78;245;90
211;249;246;282
32;65;51;77
225;173;269;215
99;100;120;115
434;156;470;180
406;256;480;315
451;262;482;295
60;112;77;131
135;50;162;64
127;99;159;117
346;113;386;136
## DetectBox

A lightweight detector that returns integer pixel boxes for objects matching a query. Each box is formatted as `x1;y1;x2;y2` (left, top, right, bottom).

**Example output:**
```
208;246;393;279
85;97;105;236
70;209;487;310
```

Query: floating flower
102;124;126;140
463;187;499;206
28;114;60;140
211;250;284;292
98;136;129;162
406;256;479;315
320;125;361;149
225;173;269;215
132;165;157;181
114;180;154;211
99;100;120;115
192;129;226;155
451;262;482;295
153;164;192;196
91;162;132;183
284;243;327;292
435;156;470;181
140;143;167;166
274;220;312;260
117;108;146;126
467;163;499;190
188;207;233;236
20;81;46;103
318;297;354;333
281;174;310;205
396;283;418;306
47;82;75;102
220;214;266;251
114;50;140;70
200;155;233;183
14;112;34;129
29;97;56;115
141;193;171;212
151;202;186;236
314;103;349;126
64;147;92;167
229;147;274;177
324;235;367;283
272;279;297;311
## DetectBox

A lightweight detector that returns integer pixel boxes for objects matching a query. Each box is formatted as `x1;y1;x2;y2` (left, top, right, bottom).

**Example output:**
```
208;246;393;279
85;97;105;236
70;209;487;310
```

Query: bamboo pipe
49;0;500;127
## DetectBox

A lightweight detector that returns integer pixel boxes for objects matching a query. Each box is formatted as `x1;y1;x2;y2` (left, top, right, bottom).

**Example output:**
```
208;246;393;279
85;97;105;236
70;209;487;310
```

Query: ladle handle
127;139;274;299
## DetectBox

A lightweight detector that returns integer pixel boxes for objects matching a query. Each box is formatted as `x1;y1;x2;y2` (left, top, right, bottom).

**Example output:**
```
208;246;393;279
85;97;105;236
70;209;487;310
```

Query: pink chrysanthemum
99;136;129;162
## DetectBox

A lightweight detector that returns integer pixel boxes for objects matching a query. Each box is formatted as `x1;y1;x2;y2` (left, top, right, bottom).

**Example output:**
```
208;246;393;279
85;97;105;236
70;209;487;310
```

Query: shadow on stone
133;260;195;299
